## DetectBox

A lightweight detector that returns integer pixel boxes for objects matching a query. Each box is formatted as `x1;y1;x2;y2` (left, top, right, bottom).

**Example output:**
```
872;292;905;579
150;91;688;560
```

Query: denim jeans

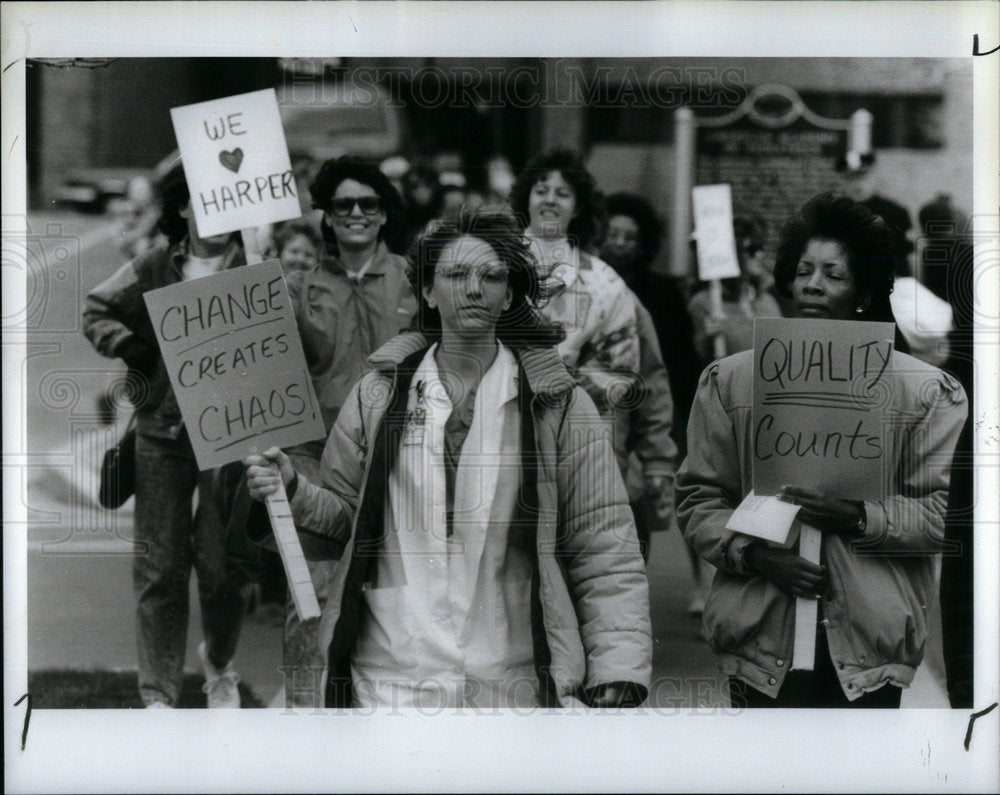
133;432;245;706
281;440;335;708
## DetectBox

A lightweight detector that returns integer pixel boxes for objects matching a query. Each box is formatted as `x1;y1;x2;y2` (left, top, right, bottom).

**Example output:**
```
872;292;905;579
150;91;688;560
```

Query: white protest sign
143;260;326;470
692;183;742;282
170;88;301;238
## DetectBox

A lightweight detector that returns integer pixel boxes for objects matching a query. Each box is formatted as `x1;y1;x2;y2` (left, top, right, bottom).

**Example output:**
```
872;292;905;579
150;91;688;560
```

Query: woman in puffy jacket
244;207;652;710
676;193;967;708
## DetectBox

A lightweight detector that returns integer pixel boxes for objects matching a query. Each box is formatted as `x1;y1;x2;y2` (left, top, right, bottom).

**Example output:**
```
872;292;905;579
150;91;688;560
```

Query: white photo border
3;2;998;792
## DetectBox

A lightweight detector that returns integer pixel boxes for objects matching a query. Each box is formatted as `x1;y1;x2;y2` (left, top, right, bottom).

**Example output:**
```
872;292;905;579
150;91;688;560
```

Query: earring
855;306;865;314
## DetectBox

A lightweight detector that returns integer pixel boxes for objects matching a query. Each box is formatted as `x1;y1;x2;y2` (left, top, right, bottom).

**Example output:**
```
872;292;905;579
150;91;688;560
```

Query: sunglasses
329;196;382;217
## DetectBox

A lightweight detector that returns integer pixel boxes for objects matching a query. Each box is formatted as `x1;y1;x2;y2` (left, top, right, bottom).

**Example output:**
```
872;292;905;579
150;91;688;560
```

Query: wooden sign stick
240;227;320;621
709;279;728;359
791;523;822;670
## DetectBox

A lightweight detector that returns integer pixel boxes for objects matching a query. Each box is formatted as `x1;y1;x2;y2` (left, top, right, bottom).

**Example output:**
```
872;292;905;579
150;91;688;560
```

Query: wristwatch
853;501;867;538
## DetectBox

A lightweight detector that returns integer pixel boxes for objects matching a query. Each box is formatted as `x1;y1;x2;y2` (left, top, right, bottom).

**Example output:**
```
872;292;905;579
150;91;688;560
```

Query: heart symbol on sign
218;148;244;173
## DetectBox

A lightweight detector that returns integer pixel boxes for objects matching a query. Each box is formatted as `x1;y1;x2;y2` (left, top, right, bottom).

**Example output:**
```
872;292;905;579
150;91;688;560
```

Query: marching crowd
85;145;970;711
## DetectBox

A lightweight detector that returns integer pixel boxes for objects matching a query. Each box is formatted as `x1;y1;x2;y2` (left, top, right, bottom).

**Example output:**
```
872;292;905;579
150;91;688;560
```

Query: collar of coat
368;331;576;398
321;241;394;278
168;236;245;278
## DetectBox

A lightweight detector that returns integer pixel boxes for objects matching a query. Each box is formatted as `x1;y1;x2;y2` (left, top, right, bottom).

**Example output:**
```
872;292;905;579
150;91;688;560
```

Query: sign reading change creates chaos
752;318;896;502
143;260;325;470
170;88;301;238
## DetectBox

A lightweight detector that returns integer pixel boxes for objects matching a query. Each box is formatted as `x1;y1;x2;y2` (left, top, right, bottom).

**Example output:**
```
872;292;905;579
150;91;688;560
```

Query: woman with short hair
270;155;416;707
676;193;966;708
244;207;652;709
511;150;677;563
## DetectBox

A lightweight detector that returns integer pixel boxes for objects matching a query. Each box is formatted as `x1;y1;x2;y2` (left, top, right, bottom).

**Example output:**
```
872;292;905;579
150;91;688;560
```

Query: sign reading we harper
143;260;325;470
752;318;896;502
170;88;301;238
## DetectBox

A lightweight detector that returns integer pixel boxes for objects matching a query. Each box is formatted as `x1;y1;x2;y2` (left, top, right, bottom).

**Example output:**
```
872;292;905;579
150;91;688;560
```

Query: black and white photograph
4;2;998;792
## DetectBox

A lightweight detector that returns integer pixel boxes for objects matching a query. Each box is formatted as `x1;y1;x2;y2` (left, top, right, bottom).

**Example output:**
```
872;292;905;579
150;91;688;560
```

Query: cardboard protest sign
692;184;742;281
170;88;301;238
752;318;895;502
143;260;325;470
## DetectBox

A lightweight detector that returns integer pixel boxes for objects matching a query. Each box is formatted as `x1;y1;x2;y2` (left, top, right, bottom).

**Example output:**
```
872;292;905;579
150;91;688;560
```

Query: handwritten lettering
158;277;284;342
973;34;999;56
176;333;290;388
196;383;307;445
202;112;247;140
198;170;296;216
757;337;892;389
754;415;882;463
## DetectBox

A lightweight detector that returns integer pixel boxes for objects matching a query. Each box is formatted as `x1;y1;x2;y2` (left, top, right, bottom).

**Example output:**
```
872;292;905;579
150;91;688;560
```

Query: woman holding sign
276;156;416;707
675;193;967;708
83;161;248;708
244;207;652;709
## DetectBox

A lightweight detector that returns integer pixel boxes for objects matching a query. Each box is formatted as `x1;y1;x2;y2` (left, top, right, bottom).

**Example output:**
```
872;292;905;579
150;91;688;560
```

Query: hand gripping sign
148;89;323;621
751;317;895;670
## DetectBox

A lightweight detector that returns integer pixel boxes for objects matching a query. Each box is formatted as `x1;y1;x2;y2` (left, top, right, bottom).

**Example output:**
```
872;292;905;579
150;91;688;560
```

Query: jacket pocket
703;575;779;654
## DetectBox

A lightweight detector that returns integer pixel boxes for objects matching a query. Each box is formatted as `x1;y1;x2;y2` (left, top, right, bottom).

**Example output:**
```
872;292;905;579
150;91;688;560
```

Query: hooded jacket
676;349;967;699
82;238;246;439
284;332;653;707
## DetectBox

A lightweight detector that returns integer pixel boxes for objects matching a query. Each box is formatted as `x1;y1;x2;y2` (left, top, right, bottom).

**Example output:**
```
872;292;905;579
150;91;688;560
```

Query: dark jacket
623;270;702;456
82;238;246;439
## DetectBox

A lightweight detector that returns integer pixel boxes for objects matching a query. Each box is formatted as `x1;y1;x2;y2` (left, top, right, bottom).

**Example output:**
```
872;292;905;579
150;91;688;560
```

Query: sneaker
145;700;172;709
198;641;241;708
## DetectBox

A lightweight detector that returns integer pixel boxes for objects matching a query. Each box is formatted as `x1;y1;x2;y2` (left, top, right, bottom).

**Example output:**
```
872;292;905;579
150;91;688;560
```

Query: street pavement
16;209;950;709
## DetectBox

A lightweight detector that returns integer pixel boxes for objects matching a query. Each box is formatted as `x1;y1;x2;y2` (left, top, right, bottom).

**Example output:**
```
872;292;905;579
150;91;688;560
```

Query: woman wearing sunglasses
244;207;652;709
267;156;417;707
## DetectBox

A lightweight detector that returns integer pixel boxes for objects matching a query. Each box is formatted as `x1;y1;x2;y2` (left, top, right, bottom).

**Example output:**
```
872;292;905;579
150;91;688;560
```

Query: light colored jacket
676;349;967;699
287;332;653;706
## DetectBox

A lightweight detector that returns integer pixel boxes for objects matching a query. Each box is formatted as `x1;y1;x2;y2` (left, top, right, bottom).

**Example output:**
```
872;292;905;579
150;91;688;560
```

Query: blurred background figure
401;162;440;249
599;192;707;607
687;216;782;366
113;175;160;260
435;169;471;216
837;150;914;277
918;193;971;305
485;155;515;204
379;154;411;200
273;219;322;275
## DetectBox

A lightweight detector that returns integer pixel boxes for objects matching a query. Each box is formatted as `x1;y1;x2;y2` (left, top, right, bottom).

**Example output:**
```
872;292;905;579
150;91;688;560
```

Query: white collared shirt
351;342;536;708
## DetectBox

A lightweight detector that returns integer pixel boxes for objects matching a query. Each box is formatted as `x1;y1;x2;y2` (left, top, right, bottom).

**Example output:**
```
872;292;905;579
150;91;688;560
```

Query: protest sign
170;88;301;238
691;184;742;282
143;260;326;470
752;318;895;502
